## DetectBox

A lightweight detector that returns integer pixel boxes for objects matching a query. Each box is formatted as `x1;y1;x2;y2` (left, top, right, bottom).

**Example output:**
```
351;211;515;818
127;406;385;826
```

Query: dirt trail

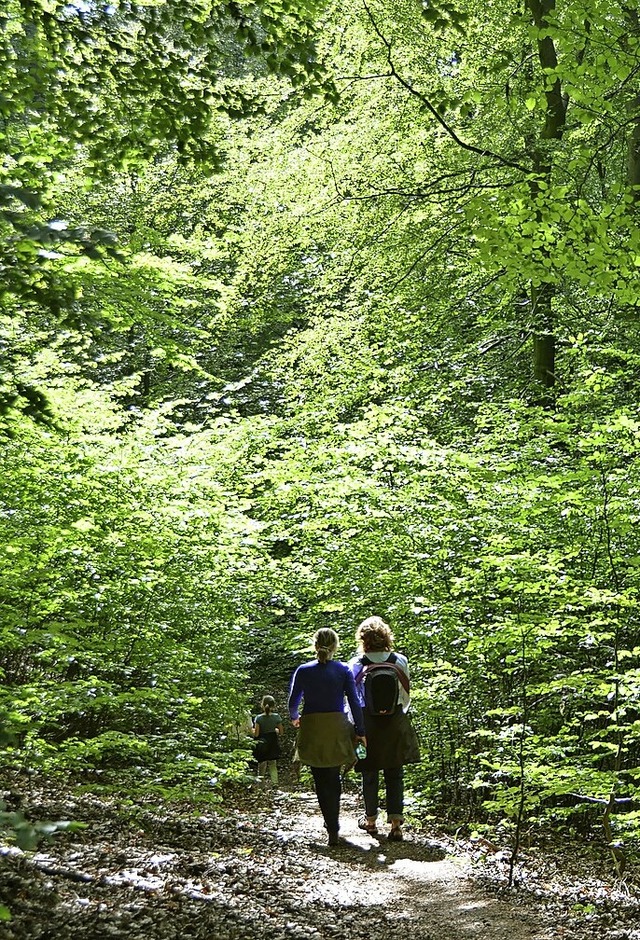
0;782;566;940
5;770;640;940
263;791;545;940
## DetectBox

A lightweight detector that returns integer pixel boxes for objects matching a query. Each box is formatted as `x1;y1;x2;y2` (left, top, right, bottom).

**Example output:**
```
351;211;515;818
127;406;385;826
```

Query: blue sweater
288;659;365;736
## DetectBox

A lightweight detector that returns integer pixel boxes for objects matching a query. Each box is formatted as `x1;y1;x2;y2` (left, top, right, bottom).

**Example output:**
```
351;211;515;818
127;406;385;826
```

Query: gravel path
1;782;639;940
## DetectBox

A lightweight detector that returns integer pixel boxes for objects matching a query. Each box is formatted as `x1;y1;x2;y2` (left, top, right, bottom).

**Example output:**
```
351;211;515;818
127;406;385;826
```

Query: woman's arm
344;666;365;737
288;667;303;723
395;653;411;711
254;722;262;738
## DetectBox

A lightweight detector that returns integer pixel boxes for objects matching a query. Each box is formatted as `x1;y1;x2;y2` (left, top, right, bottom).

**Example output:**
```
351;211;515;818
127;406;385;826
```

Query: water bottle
355;742;367;760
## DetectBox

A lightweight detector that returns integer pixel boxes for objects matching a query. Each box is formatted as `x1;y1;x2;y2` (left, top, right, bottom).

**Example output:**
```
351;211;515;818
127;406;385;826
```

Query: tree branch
363;2;530;174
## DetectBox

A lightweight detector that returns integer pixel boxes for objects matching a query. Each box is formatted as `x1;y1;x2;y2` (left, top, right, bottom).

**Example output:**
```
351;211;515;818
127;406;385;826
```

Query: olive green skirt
296;712;357;768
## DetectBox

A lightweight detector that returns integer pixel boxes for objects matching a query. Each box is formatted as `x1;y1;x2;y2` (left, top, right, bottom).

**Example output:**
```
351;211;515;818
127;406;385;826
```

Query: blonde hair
261;695;276;714
356;616;394;653
314;628;339;664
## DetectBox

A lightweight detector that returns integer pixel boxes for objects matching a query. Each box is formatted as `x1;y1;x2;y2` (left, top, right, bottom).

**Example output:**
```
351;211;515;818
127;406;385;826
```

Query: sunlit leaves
4;0;331;169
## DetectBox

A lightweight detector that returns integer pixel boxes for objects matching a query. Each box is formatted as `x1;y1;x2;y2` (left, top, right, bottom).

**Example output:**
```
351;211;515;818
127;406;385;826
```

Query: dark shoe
388;826;403;841
328;831;340;846
358;816;378;834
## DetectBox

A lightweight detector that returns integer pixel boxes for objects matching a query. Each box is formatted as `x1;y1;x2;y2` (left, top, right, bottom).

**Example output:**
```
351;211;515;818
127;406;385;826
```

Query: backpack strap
355;653;410;695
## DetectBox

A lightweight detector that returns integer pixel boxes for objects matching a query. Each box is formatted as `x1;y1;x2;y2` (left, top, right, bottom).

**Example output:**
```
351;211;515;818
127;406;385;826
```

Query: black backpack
356;653;409;716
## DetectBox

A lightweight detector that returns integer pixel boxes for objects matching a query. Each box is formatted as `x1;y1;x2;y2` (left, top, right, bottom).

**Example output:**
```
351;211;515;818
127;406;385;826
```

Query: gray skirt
296;712;357;768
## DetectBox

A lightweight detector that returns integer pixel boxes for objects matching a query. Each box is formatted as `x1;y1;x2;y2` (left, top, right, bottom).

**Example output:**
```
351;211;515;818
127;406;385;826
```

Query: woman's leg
383;766;404;821
310;766;341;837
384;767;404;838
361;769;380;820
268;759;278;784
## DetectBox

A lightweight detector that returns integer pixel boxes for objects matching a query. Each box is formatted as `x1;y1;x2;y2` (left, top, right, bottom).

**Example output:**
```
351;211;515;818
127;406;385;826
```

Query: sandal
388;826;403;841
358;816;378;834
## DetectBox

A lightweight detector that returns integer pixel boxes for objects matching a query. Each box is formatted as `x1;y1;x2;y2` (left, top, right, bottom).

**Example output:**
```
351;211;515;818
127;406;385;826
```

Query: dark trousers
310;766;341;834
362;767;404;821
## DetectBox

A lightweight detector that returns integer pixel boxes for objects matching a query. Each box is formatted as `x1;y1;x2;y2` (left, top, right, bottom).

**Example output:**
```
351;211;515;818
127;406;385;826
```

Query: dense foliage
3;0;640;883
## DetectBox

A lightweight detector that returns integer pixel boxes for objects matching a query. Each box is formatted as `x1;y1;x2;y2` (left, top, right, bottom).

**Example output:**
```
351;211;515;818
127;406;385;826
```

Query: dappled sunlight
2;784;606;940
387;856;467;882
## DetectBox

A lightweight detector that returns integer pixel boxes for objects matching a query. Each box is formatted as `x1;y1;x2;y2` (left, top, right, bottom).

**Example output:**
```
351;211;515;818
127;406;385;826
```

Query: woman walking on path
253;695;284;785
288;628;366;846
349;616;420;842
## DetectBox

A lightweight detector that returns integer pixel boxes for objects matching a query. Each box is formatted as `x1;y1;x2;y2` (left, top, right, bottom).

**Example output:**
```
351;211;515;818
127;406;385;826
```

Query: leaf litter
1;779;640;940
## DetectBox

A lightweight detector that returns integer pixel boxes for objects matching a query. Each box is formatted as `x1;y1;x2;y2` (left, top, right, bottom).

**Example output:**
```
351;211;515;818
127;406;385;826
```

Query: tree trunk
525;0;567;398
627;93;640;191
533;330;556;388
624;7;640;197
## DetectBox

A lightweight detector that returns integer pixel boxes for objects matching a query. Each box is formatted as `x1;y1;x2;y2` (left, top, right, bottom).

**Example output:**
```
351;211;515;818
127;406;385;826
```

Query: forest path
1;780;610;940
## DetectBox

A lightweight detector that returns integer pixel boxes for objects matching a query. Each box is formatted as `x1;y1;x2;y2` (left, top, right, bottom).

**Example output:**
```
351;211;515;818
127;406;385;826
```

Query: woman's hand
291;718;300;728
356;735;367;748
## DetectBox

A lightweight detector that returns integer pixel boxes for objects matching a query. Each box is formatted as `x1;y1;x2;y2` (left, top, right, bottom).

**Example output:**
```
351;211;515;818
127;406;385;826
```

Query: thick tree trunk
525;0;567;398
532;282;555;387
533;334;556;388
628;102;640;192
624;11;640;197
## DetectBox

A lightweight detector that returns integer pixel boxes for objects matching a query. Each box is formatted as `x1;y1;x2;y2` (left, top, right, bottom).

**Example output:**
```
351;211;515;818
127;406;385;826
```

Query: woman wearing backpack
288;627;366;846
348;616;420;841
